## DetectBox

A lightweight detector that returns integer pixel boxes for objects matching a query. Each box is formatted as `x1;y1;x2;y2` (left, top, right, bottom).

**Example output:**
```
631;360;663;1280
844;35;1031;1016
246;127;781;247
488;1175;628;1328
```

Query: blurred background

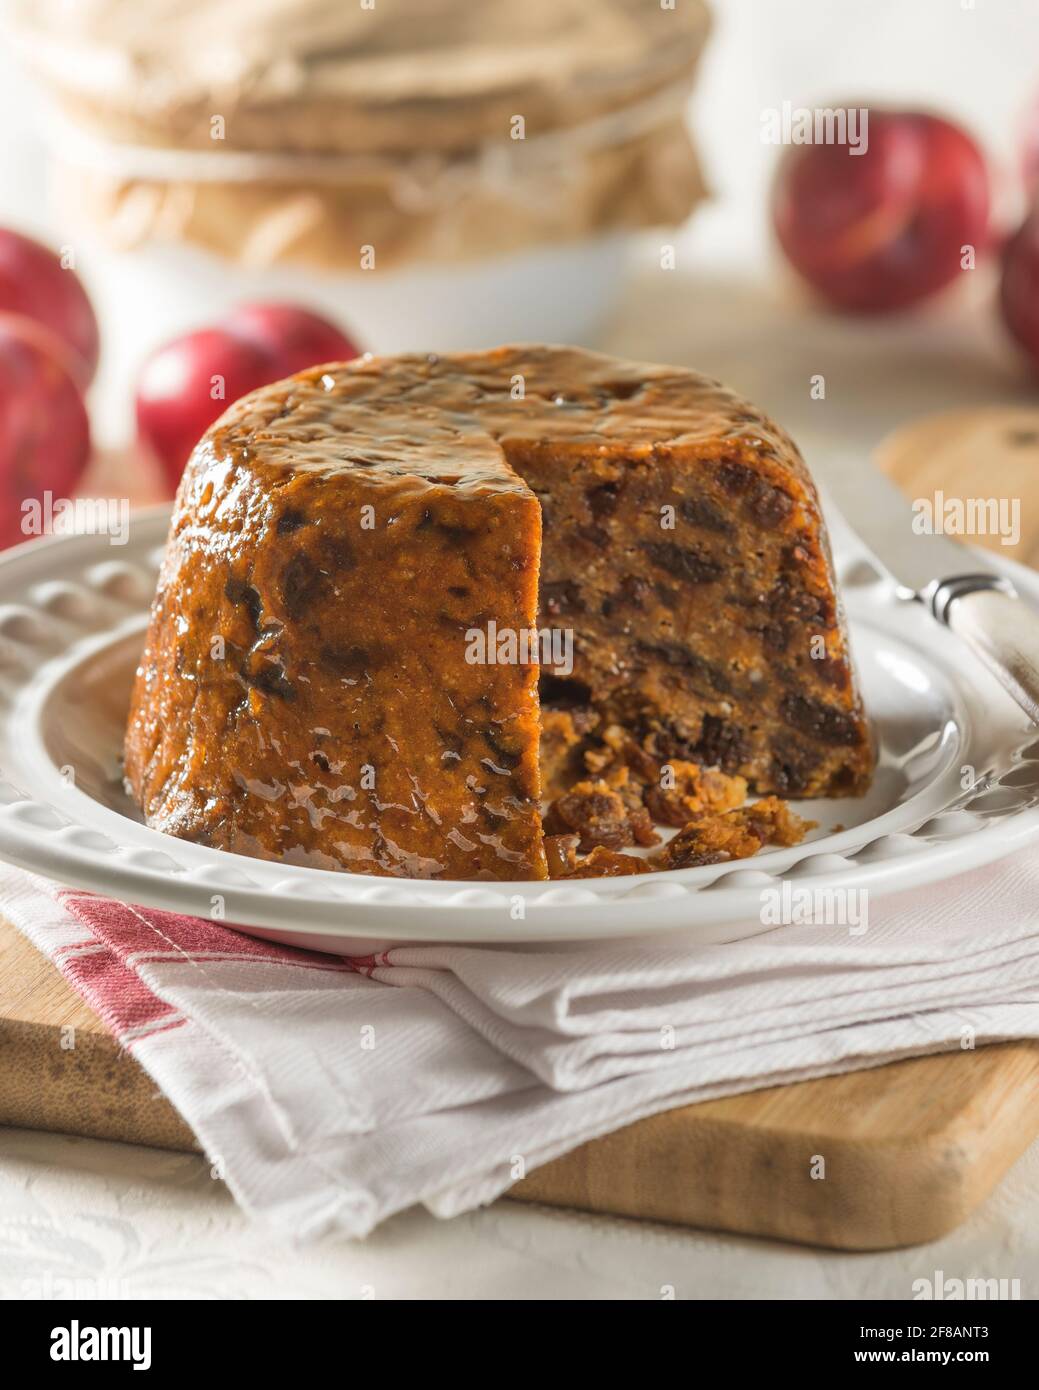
1;0;1039;540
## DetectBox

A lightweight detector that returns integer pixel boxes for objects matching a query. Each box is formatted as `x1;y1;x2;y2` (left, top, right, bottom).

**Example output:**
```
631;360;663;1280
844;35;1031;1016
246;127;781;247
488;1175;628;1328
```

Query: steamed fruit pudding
124;345;871;881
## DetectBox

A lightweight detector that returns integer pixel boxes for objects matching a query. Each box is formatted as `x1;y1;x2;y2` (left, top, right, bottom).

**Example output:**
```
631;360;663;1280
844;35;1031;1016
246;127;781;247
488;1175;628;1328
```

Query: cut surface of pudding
124;345;873;880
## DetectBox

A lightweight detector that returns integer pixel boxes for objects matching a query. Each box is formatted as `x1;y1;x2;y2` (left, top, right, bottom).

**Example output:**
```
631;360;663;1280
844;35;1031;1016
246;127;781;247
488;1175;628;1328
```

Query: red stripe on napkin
52;938;183;1041
47;891;357;1048
58;890;357;969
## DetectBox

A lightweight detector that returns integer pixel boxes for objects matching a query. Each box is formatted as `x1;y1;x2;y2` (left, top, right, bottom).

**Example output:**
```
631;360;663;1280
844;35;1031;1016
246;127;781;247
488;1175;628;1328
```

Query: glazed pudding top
200;344;809;499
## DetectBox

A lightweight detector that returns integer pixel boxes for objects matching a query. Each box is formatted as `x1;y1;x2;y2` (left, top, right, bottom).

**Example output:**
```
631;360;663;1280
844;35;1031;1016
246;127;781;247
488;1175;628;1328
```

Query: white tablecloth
0;1127;1036;1300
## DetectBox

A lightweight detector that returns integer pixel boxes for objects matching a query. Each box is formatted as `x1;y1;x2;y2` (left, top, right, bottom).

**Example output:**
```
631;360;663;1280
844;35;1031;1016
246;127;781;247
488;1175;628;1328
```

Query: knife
822;460;1039;725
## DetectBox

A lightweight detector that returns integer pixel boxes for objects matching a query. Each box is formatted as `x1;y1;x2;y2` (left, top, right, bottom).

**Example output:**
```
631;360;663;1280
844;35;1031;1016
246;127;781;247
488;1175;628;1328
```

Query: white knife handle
945;587;1039;725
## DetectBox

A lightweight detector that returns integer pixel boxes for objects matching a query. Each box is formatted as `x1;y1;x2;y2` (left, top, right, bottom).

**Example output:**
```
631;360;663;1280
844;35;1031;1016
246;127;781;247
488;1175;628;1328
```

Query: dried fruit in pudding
543;833;580;879
652;797;817;871
544;779;660;852
562;847;653;878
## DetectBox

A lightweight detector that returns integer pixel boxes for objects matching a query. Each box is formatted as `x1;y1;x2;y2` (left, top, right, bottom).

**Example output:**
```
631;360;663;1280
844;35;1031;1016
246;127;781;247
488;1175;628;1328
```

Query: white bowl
81;232;635;443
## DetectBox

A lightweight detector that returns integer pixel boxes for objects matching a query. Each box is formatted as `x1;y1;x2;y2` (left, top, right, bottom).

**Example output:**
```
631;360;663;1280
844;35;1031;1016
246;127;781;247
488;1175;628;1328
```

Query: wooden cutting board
2;409;1039;1251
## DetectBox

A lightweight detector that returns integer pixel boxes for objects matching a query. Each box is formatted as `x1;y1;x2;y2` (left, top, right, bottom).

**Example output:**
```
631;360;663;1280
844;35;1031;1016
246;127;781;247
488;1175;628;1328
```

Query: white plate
0;505;1037;952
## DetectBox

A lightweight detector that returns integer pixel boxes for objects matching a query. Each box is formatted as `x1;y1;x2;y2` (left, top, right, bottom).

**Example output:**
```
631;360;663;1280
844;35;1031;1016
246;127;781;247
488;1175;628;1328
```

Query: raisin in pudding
124;345;871;880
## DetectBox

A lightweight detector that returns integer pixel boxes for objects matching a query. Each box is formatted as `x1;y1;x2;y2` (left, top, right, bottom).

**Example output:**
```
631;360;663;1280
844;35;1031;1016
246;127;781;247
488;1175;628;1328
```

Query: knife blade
822;458;1039;725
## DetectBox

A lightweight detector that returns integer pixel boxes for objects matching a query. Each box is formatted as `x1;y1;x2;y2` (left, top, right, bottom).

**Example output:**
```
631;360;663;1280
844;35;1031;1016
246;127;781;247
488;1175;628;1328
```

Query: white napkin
3;855;1039;1242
